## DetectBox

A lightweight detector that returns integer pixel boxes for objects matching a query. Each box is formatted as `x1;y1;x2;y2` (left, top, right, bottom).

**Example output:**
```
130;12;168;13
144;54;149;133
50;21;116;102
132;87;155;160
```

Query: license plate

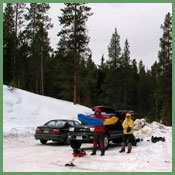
76;136;83;140
43;130;49;133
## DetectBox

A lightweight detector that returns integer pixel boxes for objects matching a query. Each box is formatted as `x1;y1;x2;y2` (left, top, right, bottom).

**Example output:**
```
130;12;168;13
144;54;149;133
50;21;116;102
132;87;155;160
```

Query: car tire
70;140;81;149
104;134;110;150
40;139;47;144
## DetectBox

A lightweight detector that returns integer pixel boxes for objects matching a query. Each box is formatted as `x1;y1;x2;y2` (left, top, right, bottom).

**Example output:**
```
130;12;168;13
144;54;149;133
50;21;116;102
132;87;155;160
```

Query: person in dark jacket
91;108;109;156
119;113;134;153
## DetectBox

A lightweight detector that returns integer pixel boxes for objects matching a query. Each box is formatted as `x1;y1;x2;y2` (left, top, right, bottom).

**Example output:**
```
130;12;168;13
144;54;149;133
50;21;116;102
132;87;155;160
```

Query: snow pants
93;132;105;151
121;134;133;149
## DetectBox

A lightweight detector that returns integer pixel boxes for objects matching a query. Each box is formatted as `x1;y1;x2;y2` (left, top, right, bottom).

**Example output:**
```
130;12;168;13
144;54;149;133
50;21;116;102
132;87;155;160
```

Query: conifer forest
3;3;172;125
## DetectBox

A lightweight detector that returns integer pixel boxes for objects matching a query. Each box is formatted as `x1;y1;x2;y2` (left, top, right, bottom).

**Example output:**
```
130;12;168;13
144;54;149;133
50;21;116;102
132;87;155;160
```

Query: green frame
0;1;174;175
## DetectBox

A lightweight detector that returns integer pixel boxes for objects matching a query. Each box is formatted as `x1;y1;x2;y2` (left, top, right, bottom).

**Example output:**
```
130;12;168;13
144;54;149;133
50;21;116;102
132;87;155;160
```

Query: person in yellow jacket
119;113;134;153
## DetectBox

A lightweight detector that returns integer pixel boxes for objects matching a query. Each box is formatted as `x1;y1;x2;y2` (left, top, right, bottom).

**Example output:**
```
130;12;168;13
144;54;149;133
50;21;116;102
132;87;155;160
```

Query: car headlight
69;127;75;131
90;128;95;132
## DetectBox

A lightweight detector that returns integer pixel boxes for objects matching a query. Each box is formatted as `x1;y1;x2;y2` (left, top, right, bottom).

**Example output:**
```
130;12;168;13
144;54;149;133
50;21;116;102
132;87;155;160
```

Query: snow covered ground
3;85;172;172
3;85;92;136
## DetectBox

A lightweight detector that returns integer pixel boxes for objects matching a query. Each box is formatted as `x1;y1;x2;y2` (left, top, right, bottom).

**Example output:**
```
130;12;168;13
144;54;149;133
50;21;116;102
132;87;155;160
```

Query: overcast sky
48;3;171;69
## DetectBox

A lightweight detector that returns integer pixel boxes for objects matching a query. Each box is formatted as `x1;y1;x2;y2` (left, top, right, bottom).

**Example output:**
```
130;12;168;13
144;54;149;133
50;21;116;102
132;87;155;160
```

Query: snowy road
3;134;172;172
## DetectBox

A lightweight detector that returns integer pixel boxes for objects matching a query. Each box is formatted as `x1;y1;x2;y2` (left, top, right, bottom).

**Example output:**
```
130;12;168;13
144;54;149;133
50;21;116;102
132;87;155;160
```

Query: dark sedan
34;119;80;144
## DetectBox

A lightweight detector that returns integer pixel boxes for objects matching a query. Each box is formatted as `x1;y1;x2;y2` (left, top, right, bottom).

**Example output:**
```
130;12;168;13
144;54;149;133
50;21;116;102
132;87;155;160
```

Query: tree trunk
74;53;77;104
36;75;38;94
18;77;20;89
40;47;44;95
73;5;77;105
21;73;24;89
14;3;18;84
124;72;127;108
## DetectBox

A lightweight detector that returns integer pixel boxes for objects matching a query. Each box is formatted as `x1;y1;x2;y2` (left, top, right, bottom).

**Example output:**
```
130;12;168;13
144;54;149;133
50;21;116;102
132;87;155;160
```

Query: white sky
48;3;172;69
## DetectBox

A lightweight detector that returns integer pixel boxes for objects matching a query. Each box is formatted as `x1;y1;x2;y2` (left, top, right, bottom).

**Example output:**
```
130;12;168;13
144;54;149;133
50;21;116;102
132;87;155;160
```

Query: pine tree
138;60;147;117
25;3;53;95
96;55;108;105
108;28;121;68
58;3;93;104
121;39;130;67
3;3;15;85
157;12;172;125
13;3;26;88
121;39;131;108
130;59;139;111
77;54;97;106
150;61;160;122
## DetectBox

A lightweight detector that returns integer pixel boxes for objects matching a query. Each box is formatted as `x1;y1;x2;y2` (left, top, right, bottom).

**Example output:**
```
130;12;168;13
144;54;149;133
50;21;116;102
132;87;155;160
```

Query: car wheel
70;140;81;149
40;139;47;144
104;135;110;150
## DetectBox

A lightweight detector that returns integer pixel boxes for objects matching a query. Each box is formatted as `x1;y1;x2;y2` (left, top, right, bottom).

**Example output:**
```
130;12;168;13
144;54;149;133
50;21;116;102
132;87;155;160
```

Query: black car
68;106;137;149
34;119;80;144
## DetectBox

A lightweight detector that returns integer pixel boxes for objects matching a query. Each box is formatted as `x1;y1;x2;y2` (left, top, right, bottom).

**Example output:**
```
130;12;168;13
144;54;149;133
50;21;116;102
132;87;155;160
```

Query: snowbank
3;85;92;136
134;118;171;139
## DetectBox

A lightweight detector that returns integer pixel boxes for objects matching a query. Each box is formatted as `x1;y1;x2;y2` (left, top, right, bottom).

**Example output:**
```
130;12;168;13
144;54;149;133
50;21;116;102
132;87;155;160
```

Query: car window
68;121;75;126
45;121;56;126
56;121;66;127
44;121;67;127
74;121;80;125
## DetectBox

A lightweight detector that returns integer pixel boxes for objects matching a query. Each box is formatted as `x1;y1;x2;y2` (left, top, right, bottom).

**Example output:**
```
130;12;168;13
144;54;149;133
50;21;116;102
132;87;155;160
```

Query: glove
127;126;131;133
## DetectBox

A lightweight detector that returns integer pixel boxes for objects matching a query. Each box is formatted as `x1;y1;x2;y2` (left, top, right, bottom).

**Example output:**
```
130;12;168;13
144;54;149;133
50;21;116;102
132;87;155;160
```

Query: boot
91;149;96;155
127;149;131;153
119;148;125;153
101;150;105;156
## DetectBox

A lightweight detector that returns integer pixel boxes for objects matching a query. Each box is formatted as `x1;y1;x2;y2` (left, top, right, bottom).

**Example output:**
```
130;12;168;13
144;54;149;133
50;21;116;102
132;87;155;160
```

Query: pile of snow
3;85;92;136
133;119;171;140
134;118;147;130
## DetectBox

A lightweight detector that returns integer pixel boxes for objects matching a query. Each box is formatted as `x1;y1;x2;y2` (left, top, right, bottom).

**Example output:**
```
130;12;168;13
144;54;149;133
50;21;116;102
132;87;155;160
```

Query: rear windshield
44;120;67;127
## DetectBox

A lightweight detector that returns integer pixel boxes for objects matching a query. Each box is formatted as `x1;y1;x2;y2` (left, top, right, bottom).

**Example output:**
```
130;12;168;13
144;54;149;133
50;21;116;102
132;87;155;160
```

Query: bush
8;80;17;93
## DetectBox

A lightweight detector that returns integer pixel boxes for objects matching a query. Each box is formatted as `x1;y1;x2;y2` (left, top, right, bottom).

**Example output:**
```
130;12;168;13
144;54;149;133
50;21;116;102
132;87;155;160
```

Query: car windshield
44;120;67;127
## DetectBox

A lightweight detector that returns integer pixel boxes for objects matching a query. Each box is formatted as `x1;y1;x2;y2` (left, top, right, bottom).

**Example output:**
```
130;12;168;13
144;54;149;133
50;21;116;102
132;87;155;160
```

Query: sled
78;114;118;126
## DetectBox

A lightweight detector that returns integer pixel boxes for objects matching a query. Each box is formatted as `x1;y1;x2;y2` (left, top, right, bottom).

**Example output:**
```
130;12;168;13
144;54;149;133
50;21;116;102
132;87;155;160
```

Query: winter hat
95;108;101;114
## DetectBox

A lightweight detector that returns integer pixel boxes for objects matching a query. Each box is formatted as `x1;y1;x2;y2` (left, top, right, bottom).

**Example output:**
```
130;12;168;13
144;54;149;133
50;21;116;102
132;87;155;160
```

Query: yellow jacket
122;115;134;134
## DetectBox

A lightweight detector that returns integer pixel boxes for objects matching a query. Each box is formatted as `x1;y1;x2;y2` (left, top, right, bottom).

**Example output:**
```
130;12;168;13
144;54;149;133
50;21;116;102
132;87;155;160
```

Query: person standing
91;108;109;156
119;113;134;153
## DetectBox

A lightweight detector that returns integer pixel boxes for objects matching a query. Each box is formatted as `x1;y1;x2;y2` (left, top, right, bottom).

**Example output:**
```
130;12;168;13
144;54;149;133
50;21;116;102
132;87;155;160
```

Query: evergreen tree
108;28;121;68
137;60;147;118
25;3;53;95
58;3;93;104
96;55;108;106
121;39;130;67
78;54;97;107
3;3;15;85
157;12;172;125
13;3;26;88
16;31;30;90
121;39;131;108
130;59;139;111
